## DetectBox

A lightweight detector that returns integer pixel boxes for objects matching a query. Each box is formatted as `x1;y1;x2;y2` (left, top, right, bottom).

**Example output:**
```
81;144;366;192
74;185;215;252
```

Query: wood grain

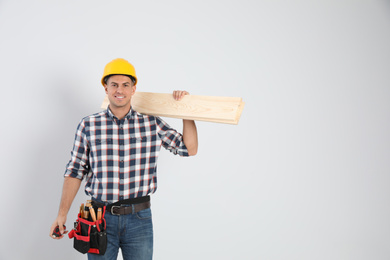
101;92;244;124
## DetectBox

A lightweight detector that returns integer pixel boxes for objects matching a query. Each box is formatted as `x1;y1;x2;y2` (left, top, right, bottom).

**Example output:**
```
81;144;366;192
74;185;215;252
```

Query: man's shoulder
80;111;107;123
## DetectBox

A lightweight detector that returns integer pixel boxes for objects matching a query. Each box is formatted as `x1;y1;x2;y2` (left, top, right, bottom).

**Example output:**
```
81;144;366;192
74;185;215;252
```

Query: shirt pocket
92;138;113;152
129;131;157;156
129;131;156;143
129;134;147;144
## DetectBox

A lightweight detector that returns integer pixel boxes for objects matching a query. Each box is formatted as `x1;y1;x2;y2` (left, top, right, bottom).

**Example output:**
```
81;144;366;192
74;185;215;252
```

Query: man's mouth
115;95;125;99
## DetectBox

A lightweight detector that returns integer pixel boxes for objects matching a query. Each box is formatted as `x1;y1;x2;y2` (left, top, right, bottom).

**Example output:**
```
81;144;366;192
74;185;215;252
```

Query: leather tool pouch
68;206;107;255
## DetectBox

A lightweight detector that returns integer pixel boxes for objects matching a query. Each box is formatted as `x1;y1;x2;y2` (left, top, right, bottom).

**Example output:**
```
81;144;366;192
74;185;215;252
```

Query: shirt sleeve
156;117;189;157
64;119;90;179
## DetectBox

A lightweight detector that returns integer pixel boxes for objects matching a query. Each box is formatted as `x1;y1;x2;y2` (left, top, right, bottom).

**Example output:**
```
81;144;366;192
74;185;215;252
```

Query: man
50;58;198;260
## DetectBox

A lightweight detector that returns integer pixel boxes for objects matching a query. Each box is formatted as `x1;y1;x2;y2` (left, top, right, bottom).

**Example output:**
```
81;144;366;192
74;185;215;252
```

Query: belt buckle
111;205;121;216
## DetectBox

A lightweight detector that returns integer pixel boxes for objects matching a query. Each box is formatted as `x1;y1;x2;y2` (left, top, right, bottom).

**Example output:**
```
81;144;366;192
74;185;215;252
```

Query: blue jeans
88;205;153;260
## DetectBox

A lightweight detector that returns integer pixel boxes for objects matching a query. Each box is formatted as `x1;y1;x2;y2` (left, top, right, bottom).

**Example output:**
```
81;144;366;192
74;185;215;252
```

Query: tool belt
67;196;150;255
68;205;107;255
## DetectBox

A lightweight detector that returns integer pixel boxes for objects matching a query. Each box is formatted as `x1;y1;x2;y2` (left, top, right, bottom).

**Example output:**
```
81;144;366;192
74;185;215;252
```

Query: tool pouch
68;206;107;255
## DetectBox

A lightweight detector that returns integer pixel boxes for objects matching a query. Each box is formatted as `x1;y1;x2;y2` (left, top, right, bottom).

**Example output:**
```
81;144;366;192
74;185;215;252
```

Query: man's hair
104;74;136;85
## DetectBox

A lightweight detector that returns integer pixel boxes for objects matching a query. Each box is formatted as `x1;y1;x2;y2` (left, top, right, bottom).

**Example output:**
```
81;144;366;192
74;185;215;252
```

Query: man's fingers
173;90;189;101
49;225;56;238
50;221;67;240
59;224;65;234
50;226;62;239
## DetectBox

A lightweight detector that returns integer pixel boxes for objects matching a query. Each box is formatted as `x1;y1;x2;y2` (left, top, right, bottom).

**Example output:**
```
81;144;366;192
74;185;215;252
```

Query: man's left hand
173;90;189;101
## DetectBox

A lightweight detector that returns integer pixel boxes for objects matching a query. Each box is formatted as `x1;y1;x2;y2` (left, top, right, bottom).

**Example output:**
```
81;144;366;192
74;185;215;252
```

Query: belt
92;196;151;216
109;201;150;216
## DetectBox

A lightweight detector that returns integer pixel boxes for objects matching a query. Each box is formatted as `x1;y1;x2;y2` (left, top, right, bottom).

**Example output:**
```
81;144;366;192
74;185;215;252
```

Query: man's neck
109;105;131;120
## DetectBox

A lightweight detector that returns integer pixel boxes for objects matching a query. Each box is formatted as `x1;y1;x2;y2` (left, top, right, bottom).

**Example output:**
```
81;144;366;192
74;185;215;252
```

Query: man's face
104;75;136;110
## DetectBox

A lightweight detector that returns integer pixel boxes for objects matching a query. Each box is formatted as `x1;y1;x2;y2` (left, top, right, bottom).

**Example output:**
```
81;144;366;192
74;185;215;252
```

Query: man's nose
116;86;125;93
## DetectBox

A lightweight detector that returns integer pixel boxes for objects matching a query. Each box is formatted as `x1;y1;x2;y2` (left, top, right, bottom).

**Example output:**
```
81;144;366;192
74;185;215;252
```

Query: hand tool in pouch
97;208;102;220
83;205;89;220
68;203;107;255
89;206;97;222
80;203;84;216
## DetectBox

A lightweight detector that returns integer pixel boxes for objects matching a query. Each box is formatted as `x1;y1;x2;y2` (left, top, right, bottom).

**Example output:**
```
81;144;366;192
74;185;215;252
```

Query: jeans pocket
135;208;152;220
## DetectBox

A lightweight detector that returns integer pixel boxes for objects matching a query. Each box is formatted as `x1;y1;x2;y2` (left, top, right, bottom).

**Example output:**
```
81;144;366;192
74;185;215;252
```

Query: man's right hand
50;177;82;240
50;215;68;240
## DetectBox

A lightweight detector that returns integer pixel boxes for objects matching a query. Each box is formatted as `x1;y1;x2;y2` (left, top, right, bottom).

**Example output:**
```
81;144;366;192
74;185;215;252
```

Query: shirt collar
105;106;135;120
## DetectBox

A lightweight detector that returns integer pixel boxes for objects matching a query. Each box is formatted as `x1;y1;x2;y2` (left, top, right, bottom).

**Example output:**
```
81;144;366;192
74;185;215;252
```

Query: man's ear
104;85;108;94
131;85;137;96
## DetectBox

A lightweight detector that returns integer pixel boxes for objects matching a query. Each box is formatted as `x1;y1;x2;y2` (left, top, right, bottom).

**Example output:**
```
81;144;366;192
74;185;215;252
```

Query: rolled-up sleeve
156;117;189;157
64;120;90;179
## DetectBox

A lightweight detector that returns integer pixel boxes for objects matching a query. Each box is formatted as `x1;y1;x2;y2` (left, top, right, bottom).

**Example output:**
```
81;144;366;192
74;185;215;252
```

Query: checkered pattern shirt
64;107;189;203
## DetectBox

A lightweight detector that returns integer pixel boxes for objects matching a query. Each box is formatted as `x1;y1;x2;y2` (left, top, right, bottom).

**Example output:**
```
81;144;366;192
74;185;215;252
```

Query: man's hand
50;215;68;239
173;90;189;101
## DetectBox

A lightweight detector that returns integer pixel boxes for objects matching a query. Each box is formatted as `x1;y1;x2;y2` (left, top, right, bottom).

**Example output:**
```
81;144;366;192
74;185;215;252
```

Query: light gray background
0;0;389;259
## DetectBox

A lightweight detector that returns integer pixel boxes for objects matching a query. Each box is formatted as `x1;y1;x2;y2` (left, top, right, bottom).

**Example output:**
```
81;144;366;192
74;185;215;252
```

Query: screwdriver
80;203;84;217
97;208;102;220
83;205;89;220
89;206;97;222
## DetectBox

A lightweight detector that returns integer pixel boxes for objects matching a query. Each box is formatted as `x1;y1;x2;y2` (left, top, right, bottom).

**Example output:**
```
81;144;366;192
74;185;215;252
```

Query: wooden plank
101;92;244;125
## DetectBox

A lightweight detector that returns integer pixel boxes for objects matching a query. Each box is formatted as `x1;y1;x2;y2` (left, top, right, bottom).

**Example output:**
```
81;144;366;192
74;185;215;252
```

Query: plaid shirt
64;107;189;203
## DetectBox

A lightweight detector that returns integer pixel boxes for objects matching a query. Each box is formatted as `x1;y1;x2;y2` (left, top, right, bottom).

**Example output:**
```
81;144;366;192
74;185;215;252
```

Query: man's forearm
50;176;82;239
58;176;82;217
183;119;198;156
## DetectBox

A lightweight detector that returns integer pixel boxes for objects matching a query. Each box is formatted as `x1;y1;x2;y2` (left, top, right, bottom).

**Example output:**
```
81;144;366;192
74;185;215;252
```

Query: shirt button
120;160;124;163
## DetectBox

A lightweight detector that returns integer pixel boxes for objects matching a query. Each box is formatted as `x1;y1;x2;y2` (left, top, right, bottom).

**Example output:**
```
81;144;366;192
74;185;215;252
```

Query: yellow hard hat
101;58;138;86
